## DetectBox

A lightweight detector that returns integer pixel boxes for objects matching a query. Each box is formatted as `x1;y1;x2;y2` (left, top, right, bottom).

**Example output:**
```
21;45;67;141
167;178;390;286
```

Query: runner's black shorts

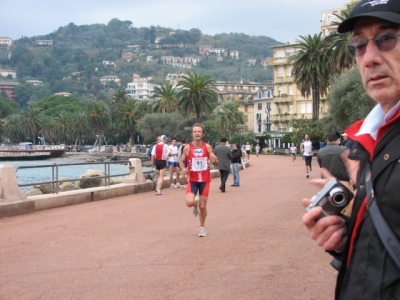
154;159;167;170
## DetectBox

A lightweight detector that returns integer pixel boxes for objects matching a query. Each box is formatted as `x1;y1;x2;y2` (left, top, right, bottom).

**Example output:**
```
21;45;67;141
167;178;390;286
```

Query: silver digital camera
306;179;354;220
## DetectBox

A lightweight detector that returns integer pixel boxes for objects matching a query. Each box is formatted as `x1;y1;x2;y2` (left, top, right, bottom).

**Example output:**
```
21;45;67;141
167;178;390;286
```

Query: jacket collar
345;102;400;160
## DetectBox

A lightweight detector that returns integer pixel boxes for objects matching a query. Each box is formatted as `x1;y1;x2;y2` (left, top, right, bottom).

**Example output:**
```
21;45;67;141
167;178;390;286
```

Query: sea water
0;159;132;192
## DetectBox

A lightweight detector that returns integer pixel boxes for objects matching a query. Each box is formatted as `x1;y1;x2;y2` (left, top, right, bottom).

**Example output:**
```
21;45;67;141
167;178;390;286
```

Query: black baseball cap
338;0;400;33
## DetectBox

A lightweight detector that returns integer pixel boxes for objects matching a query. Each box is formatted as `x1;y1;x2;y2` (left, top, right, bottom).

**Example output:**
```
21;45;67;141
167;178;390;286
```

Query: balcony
273;94;293;104
270;113;293;123
269;57;288;65
263;119;272;125
274;77;294;83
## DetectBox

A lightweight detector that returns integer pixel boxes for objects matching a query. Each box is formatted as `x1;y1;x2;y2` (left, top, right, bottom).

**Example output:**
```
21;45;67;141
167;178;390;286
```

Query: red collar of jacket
344;107;400;160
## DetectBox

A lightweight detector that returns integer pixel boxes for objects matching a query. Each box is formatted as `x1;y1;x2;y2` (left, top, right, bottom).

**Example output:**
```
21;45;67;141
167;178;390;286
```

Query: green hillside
0;18;281;108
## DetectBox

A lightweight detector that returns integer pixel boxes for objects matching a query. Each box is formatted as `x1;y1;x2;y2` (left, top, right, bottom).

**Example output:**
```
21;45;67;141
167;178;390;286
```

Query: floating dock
0;145;66;160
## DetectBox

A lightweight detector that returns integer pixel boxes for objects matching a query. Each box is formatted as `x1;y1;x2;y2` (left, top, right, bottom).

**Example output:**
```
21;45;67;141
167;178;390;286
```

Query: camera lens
329;187;347;207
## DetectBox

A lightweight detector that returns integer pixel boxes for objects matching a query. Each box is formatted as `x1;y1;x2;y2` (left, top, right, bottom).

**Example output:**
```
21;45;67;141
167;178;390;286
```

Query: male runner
179;123;219;237
151;135;169;195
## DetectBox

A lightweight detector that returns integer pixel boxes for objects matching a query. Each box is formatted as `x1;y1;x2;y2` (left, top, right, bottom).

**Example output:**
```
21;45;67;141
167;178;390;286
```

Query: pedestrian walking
214;137;232;193
302;135;313;178
245;141;251;160
255;143;260;158
290;143;297;165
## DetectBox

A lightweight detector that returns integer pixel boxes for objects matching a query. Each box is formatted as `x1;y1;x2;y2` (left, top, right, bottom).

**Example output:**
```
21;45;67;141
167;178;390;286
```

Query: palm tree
70;111;92;148
135;100;153;120
214;101;244;138
4;114;24;143
0;119;5;143
176;72;218;123
39;115;57;145
87;101;111;149
114;98;137;146
324;6;356;77
20;107;44;144
289;33;330;120
152;82;178;113
111;88;129;114
54;111;70;144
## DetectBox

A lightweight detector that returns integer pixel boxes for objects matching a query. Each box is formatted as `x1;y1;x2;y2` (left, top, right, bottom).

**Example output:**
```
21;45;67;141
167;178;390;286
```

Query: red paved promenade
0;155;337;300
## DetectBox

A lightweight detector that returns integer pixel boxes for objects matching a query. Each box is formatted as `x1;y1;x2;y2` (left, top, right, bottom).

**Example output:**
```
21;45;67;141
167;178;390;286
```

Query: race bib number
192;157;208;171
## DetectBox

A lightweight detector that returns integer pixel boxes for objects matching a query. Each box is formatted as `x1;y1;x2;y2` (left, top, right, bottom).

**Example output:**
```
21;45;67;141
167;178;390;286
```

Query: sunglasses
347;31;400;57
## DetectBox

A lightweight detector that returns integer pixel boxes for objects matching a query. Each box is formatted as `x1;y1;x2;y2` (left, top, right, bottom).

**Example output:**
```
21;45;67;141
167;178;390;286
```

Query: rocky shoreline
52;152;152;166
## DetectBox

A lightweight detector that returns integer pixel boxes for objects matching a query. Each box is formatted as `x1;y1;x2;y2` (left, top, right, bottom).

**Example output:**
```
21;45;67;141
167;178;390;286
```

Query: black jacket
231;149;241;164
335;116;400;299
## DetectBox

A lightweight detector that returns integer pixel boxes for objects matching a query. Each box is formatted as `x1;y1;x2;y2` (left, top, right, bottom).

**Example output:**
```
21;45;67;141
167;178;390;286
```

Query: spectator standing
317;132;349;182
302;2;400;298
230;143;241;187
167;138;180;188
341;133;354;149
214;137;232;193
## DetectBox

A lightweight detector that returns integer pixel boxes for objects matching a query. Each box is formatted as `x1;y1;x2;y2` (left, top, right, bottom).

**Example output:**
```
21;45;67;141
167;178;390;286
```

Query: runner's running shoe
198;227;207;237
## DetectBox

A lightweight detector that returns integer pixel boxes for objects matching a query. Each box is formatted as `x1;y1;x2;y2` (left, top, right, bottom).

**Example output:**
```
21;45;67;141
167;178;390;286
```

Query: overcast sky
1;0;348;43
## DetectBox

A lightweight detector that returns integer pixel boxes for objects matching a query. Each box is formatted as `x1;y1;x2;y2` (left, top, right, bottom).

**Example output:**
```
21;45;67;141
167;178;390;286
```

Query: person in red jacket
179;124;218;237
302;1;400;298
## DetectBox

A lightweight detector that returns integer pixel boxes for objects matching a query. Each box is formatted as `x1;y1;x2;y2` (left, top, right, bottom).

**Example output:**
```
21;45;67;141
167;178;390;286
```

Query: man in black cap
302;1;400;298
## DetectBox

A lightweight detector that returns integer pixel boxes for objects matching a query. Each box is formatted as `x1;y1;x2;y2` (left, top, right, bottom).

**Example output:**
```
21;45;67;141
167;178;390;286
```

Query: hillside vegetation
0;18;281;108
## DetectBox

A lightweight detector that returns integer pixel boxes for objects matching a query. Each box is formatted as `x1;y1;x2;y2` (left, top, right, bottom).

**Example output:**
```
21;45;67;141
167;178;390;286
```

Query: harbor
0;144;66;160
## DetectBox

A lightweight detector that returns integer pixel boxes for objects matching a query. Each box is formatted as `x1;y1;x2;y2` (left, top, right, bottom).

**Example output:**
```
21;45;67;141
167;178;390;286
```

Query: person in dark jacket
317;131;349;182
230;143;241;187
214;137;232;193
302;1;400;299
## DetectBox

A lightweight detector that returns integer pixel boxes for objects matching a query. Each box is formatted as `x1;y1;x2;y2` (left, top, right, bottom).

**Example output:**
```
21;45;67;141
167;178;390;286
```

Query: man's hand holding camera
302;168;348;252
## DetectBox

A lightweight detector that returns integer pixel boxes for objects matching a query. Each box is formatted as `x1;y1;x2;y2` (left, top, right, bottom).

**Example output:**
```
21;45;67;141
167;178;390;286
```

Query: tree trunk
312;75;319;120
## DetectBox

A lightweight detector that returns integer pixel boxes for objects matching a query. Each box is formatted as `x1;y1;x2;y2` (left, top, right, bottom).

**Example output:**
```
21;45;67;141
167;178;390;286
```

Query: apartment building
165;72;186;87
100;75;121;85
122;52;133;60
321;4;348;37
251;87;274;135
215;82;272;133
126;74;158;100
198;45;212;55
230;50;239;59
0;37;12;47
0;81;20;100
269;43;328;139
36;40;53;46
0;68;16;79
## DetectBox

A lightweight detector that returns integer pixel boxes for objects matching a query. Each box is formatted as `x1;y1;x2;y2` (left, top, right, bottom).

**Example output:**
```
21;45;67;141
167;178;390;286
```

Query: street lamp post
236;124;245;147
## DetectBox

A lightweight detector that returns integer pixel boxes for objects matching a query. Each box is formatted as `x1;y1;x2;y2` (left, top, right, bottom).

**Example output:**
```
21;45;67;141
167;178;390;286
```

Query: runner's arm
179;144;189;173
206;144;219;166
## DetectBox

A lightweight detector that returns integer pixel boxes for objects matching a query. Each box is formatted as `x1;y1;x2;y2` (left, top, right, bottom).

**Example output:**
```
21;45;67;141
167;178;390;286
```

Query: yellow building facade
269;43;328;133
